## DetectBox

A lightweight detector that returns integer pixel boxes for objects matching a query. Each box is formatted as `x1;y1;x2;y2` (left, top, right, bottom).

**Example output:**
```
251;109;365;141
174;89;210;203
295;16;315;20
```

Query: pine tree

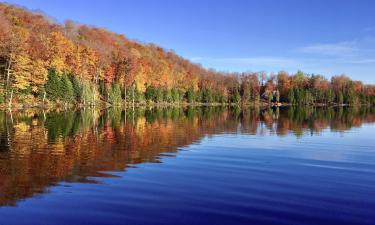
163;89;173;102
171;88;180;102
338;92;344;105
186;89;195;103
108;83;122;105
60;74;74;102
288;89;295;104
45;69;61;101
232;89;241;104
70;74;82;101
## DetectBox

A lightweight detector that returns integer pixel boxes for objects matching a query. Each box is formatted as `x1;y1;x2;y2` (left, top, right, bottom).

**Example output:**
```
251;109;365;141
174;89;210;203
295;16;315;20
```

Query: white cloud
297;42;358;56
343;58;375;64
190;56;297;68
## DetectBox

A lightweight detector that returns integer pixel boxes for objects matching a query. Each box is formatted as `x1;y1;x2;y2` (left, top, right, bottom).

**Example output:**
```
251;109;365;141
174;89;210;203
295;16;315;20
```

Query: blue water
0;108;374;225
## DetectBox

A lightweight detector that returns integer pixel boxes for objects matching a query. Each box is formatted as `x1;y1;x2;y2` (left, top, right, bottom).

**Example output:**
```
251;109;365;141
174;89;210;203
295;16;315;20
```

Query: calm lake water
0;107;374;225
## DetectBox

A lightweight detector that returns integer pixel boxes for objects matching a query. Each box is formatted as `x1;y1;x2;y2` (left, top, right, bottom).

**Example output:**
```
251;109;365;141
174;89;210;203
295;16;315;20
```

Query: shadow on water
0;106;374;206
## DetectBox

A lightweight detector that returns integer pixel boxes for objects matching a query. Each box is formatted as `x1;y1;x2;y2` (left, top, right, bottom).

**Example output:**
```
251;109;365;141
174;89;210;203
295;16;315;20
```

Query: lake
0;107;374;225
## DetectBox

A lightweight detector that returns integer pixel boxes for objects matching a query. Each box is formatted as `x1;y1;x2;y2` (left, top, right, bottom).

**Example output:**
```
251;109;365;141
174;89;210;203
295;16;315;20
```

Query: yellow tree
1;26;31;106
47;31;74;74
30;59;48;98
12;51;32;91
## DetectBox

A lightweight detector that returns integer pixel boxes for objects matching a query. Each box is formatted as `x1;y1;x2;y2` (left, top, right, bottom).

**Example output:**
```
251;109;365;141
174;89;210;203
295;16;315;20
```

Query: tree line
0;3;374;107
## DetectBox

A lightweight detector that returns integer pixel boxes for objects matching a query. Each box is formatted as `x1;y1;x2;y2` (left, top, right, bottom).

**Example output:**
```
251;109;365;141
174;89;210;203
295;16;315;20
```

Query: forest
0;3;374;108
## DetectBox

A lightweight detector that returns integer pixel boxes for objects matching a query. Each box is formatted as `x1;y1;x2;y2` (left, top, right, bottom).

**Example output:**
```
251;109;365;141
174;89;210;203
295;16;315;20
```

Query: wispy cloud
296;42;358;56
341;58;375;64
190;57;297;68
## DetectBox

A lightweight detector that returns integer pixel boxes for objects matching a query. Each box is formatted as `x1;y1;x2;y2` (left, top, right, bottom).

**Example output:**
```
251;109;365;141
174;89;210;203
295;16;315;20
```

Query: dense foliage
0;3;374;107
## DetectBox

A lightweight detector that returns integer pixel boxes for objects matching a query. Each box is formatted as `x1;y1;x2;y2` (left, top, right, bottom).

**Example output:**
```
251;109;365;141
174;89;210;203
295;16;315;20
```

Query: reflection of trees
239;107;375;137
0;106;373;206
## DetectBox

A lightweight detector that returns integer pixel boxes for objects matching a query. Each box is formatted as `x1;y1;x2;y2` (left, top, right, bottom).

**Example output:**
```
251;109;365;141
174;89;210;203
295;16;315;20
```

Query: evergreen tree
81;80;95;105
232;89;241;104
108;83;122;105
338;92;344;105
145;86;156;102
60;74;74;102
171;88;180;102
156;89;163;103
70;74;82;102
326;90;334;104
186;89;195;103
202;89;213;103
163;89;173;103
288;89;295;104
45;69;61;101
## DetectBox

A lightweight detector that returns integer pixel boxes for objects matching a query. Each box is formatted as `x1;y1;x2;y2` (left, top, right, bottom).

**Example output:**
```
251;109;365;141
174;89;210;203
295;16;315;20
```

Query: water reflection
0;106;374;206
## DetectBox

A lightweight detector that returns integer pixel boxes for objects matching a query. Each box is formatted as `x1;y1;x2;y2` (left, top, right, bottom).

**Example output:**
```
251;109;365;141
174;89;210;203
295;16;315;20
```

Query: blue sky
5;0;375;83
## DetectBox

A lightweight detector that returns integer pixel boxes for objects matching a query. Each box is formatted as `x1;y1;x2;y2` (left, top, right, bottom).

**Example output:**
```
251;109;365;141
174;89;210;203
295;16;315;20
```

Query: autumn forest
0;3;374;108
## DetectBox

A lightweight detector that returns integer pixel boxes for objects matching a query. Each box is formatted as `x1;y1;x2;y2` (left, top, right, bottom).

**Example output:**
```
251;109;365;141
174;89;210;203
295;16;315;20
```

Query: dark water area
0;106;374;225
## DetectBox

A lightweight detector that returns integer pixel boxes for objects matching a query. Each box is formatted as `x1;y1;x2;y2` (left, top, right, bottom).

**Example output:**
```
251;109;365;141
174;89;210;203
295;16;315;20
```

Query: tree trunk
132;83;135;110
43;91;46;105
124;85;127;107
43;110;46;121
80;74;85;106
92;80;96;107
5;59;12;101
6;59;11;86
8;89;13;108
92;87;96;107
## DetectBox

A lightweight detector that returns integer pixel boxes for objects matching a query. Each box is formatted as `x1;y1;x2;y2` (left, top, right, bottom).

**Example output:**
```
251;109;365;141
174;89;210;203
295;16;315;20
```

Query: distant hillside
0;3;374;107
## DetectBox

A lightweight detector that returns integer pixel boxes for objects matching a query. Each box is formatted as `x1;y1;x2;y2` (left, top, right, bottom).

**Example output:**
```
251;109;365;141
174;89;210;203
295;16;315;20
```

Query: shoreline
0;101;372;110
